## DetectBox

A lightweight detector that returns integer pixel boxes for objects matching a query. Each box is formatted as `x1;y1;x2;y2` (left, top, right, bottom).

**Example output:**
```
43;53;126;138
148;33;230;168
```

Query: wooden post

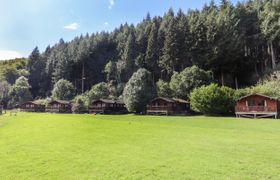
82;62;85;93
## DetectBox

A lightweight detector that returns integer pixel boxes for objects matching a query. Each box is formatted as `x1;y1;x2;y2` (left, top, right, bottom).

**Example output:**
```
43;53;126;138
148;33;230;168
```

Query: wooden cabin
235;94;279;119
20;101;45;112
89;99;127;114
46;100;72;113
147;97;190;115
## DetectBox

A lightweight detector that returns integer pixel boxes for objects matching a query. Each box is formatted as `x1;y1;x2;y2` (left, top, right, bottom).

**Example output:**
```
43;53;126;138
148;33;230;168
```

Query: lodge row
19;97;190;115
17;94;280;119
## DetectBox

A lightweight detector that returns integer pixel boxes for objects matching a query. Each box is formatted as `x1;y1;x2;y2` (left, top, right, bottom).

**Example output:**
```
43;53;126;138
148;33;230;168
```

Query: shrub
72;95;88;113
190;83;236;115
9;76;32;107
156;79;173;97
170;65;213;99
123;68;157;113
87;82;110;103
51;79;75;100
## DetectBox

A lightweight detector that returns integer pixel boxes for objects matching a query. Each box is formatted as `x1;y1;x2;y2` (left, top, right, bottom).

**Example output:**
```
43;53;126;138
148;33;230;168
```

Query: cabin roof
21;101;45;106
150;97;189;104
92;99;124;104
237;93;278;101
172;98;189;104
49;100;71;105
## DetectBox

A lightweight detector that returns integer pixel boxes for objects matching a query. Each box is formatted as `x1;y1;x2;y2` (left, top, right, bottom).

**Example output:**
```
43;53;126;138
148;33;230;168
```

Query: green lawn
0;113;280;179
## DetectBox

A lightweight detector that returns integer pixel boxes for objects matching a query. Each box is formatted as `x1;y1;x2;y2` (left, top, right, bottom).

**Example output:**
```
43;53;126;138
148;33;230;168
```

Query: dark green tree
51;79;75;100
123;68;157;113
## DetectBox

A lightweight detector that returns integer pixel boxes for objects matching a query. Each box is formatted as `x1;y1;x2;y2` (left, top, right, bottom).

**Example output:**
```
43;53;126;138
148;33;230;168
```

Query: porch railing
235;106;277;112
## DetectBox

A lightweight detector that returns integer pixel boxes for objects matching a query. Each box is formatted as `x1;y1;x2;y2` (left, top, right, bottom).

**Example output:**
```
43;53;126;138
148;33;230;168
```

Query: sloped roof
21;101;45;106
49;100;71;105
150;97;189;104
237;93;278;101
172;98;189;104
150;97;175;103
92;99;125;105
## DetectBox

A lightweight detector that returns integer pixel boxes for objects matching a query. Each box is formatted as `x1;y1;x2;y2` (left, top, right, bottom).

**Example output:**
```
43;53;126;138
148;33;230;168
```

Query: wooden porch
235;106;278;119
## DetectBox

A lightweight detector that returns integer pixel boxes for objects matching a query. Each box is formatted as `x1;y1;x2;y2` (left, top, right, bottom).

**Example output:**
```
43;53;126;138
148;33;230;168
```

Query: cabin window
248;100;255;106
164;103;167;106
248;99;265;106
257;100;265;106
26;104;30;108
264;100;267;107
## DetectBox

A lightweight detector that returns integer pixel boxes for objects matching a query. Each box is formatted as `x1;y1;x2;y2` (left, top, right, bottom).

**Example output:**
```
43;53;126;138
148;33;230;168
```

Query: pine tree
159;17;179;74
122;31;136;81
27;47;45;97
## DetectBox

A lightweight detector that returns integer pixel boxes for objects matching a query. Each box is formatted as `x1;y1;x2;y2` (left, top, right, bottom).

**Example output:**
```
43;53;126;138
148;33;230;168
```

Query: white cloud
108;0;115;9
0;50;23;60
64;22;79;30
104;22;109;26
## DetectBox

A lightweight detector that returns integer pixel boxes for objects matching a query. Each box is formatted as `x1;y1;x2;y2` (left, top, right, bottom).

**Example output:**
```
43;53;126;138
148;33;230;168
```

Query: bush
190;83;236;115
170;66;213;99
72;95;88;113
123;68;157;113
87;82;110;103
9;76;32;107
51;79;75;100
156;79;173;97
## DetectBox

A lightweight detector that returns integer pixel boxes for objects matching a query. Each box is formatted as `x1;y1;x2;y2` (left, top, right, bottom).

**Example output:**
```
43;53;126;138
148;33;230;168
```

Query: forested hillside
1;0;280;103
0;58;27;83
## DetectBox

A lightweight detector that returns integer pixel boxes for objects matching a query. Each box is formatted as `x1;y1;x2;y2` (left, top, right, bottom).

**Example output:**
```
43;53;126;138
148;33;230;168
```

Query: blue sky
0;0;238;60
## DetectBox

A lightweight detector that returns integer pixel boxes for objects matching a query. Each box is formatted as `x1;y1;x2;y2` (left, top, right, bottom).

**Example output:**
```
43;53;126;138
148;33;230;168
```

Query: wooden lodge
89;99;127;114
235;94;279;119
46;100;72;113
20;101;45;112
147;97;190;115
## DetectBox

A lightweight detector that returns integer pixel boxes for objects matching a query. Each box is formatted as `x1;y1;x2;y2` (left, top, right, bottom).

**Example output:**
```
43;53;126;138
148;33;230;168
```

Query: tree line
0;0;280;112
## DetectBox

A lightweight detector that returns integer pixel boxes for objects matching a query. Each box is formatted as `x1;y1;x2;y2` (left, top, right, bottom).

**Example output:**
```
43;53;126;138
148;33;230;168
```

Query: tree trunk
221;71;224;86
82;62;85;93
235;76;238;90
254;63;259;77
270;42;276;69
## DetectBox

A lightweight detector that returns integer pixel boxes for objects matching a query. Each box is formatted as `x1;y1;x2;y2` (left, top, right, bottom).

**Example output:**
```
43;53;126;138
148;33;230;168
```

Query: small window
257;100;265;106
248;100;255;106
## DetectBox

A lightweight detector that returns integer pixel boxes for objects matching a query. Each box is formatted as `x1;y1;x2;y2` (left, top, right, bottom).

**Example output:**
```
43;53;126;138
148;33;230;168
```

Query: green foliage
51;79;75;100
87;82;110;103
72;95;88;113
0;81;11;107
123;68;157;113
8;76;32;107
0;58;27;83
170;66;213;99
156;79;172;97
104;61;118;83
237;71;280;98
2;0;280;100
190;83;236;115
27;47;46;97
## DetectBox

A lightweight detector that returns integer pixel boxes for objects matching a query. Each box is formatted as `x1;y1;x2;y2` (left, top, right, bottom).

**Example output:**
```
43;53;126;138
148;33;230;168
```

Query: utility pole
82;62;85;93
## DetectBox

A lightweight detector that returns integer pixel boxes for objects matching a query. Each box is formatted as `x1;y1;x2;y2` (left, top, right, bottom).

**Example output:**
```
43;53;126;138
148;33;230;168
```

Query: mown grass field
0;113;280;179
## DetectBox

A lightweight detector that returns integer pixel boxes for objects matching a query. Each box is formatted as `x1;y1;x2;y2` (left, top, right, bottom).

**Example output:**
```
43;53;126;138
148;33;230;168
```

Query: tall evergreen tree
27;47;45;97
